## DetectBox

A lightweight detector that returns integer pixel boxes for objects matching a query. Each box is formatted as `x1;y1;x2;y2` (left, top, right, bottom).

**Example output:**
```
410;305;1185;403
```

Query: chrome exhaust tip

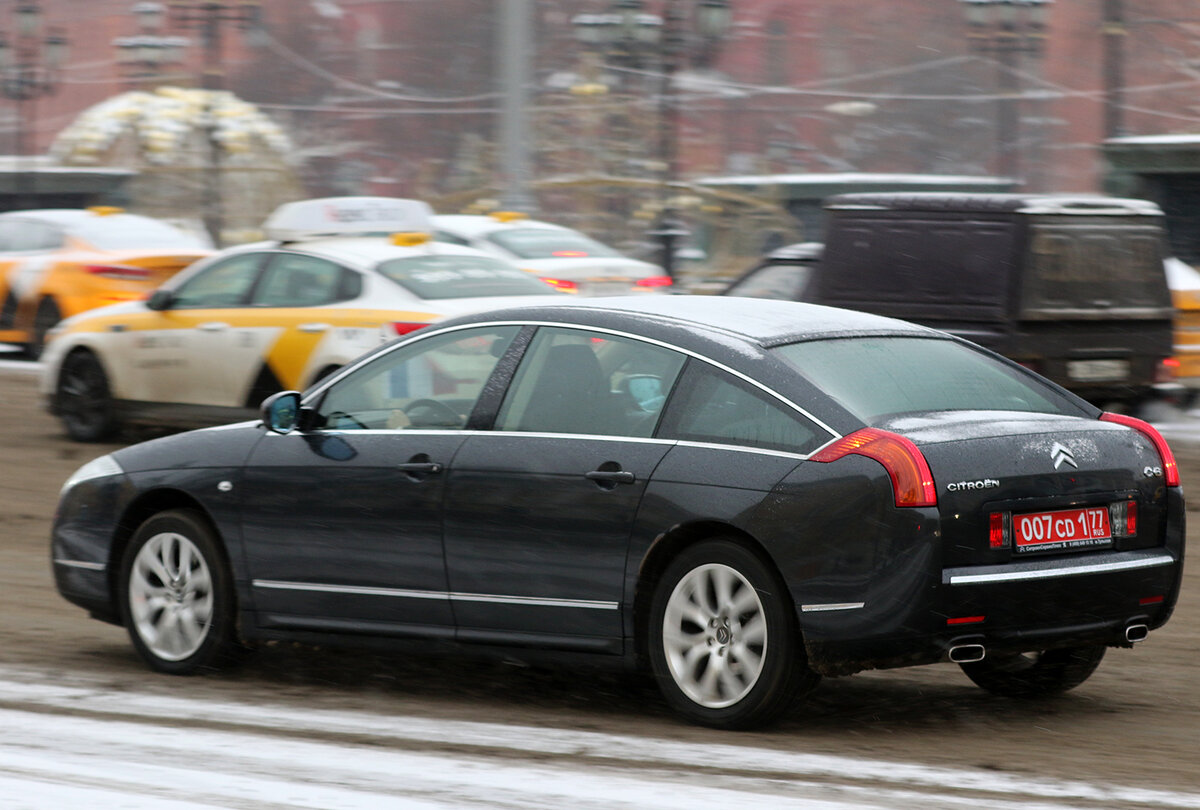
948;644;986;663
1125;624;1149;643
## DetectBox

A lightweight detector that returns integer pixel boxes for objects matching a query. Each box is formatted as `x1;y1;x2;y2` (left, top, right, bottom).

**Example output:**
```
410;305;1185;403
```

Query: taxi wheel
648;539;820;729
959;645;1107;698
57;350;119;442
27;298;61;360
119;509;241;675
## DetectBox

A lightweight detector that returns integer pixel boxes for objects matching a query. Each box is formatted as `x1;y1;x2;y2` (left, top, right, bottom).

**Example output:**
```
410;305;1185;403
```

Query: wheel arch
108;490;237;622
631;521;795;666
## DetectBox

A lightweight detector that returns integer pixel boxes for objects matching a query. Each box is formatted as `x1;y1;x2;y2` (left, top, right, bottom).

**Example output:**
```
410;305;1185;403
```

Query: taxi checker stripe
1051;442;1077;469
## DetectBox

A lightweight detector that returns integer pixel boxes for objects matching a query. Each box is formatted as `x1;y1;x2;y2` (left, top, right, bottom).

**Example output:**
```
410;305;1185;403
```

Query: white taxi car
41;197;562;441
432;212;671;295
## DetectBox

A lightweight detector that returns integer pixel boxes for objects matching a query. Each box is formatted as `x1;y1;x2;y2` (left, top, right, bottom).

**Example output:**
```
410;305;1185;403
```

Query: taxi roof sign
264;197;434;242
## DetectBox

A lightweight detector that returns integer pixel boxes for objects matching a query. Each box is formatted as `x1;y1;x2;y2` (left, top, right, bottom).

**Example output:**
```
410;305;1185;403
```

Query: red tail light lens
388;322;430;336
989;511;1010;548
541;278;578;293
1157;357;1180;384
86;264;151;280
1100;412;1179;487
635;275;674;288
812;428;937;507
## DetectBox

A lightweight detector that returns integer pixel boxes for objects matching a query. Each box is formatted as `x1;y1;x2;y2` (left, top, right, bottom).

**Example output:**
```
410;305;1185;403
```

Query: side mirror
146;289;175;311
261;390;302;434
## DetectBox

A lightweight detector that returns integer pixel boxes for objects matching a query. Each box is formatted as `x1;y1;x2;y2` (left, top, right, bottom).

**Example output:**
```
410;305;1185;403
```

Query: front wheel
648;539;819;729
56;350;119;442
119;509;241;675
959;645;1106;698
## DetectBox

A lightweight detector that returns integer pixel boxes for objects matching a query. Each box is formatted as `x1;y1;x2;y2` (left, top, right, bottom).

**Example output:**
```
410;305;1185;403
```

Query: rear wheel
648;539;819;729
959;645;1106;698
57;350;119;442
119;509;241;674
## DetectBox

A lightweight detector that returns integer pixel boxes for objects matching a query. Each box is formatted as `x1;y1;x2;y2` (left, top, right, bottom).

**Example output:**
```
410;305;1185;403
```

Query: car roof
440;294;939;347
432;214;567;237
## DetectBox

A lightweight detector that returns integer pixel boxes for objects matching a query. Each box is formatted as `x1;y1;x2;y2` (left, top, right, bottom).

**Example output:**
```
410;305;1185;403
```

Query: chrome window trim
313;318;842;445
53;559;106;572
944;551;1176;586
253;579;618;611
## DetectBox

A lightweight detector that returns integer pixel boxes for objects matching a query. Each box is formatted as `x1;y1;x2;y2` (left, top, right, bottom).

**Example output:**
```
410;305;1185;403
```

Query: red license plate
1014;506;1112;553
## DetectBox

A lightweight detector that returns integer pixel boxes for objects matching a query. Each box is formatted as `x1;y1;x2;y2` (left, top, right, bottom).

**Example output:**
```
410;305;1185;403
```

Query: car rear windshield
486;228;622;260
72;216;211;250
773;336;1084;422
375;254;558;299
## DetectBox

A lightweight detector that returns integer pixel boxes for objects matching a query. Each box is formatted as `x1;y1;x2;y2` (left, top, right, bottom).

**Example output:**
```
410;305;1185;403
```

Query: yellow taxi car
41;197;562;441
0;207;212;357
1165;257;1200;401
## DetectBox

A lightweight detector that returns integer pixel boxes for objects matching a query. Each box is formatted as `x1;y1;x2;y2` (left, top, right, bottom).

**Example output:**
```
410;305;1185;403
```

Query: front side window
253;254;353;307
773;336;1086;423
486;228;622;260
375;254;556;299
658;362;828;454
495;327;685;437
171;254;266;308
316;326;520;430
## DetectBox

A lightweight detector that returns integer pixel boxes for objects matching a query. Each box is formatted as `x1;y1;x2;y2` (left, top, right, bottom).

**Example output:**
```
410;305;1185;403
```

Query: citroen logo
1051;442;1078;470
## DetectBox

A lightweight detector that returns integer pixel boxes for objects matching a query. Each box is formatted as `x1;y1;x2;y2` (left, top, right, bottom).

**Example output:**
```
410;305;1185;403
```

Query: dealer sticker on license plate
1014;506;1112;554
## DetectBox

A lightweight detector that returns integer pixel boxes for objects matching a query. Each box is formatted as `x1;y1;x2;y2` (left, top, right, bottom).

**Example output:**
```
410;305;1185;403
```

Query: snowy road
1;664;1198;810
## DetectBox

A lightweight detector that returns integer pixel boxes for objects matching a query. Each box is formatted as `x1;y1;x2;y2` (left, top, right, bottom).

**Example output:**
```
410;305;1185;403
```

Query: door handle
397;462;442;474
197;322;229;332
585;470;635;485
299;323;331;333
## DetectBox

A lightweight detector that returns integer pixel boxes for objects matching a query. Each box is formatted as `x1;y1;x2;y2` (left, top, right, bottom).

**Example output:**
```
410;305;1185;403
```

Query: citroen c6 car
40;197;560;441
50;296;1184;729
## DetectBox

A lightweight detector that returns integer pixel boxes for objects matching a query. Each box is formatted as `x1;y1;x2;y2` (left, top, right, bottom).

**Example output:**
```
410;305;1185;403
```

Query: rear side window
657;361;829;454
486;228;621;260
773;336;1084;422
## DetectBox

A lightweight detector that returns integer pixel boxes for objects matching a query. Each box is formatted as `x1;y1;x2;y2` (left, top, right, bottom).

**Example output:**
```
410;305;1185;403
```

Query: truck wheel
959;645;1106;698
648;538;819;729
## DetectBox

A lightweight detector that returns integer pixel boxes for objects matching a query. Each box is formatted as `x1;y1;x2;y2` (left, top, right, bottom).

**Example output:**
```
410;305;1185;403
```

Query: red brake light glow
1100;412;1180;487
86;264;151;280
812;428;937;508
541;278;578;293
389;322;430;336
635;275;674;288
947;615;986;626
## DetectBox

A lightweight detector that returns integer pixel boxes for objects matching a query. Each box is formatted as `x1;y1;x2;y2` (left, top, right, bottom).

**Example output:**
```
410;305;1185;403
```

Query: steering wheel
403;398;463;427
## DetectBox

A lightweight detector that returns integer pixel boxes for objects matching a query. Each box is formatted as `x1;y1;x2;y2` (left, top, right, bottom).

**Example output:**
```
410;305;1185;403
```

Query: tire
648;539;819;729
959;645;1106;698
27;298;61;360
118;509;241;675
56;350;119;442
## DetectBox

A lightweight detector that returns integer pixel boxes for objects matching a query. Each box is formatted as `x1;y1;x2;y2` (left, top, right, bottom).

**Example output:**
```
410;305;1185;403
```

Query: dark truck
724;192;1176;406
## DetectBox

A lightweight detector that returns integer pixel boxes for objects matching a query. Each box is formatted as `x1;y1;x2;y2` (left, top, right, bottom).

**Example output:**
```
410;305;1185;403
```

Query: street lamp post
113;2;189;88
573;0;731;282
960;0;1052;184
166;1;261;246
0;0;68;208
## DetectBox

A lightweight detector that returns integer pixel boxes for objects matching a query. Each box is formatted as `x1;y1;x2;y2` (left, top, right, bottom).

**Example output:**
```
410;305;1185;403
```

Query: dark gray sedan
51;296;1184;729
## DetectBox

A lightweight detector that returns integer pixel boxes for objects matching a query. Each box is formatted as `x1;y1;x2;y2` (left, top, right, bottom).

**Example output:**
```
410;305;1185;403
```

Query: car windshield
375;254;558;299
486;228;622;260
71;216;211;250
773;336;1083;422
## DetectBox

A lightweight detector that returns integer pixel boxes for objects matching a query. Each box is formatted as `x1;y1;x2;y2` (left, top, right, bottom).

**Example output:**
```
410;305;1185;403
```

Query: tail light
635;275;674;289
1100;412;1180;487
1157;357;1180;383
1110;499;1138;537
86;264;151;281
541;278;578;293
812;428;937;507
388;322;430;336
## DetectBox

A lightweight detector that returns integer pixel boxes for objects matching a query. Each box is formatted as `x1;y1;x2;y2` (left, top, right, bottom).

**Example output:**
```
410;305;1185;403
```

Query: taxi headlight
60;454;124;496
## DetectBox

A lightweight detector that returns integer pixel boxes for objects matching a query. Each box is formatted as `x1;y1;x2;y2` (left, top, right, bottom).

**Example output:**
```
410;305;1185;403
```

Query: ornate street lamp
113;2;189;87
960;0;1052;183
0;0;68;207
572;0;731;282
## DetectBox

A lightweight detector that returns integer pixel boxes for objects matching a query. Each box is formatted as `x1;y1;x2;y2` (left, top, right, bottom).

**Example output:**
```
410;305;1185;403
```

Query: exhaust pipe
1125;624;1149;643
948;644;986;663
